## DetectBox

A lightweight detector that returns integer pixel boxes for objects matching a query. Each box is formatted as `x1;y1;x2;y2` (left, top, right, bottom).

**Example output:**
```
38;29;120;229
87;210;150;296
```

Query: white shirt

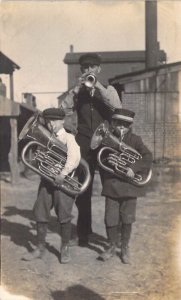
56;128;81;176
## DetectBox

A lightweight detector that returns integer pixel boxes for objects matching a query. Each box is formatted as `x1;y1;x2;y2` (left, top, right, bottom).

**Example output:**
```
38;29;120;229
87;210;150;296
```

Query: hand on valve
126;168;135;179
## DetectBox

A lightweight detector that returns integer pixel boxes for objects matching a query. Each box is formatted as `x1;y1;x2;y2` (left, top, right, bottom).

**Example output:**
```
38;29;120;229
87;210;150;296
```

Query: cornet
84;73;97;88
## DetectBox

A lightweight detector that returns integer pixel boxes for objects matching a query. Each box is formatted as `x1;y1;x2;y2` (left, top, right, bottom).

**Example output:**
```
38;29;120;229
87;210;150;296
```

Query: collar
56;127;65;137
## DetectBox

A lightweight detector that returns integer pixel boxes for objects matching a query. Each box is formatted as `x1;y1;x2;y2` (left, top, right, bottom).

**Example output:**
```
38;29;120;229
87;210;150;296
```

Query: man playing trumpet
62;53;122;246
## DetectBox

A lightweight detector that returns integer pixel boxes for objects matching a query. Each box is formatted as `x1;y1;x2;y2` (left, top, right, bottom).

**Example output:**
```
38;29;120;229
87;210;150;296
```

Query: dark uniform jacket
102;130;153;198
76;87;113;139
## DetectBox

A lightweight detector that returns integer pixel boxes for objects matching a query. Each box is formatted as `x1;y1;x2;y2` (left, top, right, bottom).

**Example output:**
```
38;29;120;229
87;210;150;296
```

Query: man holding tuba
61;53;122;247
98;108;153;264
23;108;81;264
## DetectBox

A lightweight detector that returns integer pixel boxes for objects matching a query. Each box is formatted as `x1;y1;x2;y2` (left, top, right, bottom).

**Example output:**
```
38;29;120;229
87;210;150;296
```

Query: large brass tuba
19;114;91;196
90;121;152;186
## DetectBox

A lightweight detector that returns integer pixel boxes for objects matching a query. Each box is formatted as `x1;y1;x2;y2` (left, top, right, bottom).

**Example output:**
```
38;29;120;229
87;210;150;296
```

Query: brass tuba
90;121;152;186
19;114;91;196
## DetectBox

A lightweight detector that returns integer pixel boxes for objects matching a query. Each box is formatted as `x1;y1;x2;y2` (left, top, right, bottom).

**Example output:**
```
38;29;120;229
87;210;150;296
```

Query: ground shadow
67;230;108;254
86;232;108;254
50;222;108;255
2;205;66;235
51;285;105;300
1;218;59;259
3;206;34;220
2;206;108;255
1;218;36;252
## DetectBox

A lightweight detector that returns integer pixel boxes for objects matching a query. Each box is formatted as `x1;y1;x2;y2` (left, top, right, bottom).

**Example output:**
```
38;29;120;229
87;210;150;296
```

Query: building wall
67;62;145;88
122;70;181;160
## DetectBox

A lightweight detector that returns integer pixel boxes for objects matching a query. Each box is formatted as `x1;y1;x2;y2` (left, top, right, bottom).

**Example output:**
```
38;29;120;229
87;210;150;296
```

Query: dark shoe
22;245;46;261
120;246;130;264
60;245;70;264
98;244;116;261
78;237;89;247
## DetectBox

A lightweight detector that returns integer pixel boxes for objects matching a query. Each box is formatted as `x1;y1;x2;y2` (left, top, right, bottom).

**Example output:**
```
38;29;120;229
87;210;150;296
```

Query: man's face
81;64;101;75
111;119;132;135
49;119;64;133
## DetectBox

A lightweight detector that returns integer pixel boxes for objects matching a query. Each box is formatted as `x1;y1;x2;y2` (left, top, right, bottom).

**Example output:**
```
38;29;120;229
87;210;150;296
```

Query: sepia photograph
0;1;181;299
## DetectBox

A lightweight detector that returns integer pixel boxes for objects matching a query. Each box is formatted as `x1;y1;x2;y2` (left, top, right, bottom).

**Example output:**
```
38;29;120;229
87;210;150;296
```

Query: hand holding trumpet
73;72;97;94
83;73;97;88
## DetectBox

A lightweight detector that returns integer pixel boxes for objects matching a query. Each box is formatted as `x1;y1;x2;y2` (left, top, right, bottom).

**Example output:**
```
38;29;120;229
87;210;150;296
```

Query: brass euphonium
90;121;152;186
19;114;91;196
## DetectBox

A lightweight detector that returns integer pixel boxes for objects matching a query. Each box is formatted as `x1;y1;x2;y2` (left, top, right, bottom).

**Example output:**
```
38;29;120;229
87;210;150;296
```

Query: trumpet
84;73;97;88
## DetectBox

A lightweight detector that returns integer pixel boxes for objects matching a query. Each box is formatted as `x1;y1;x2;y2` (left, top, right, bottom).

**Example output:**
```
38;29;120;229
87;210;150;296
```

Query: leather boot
23;222;47;261
120;223;132;264
116;221;122;249
121;245;130;264
98;243;116;261
60;222;71;264
60;244;70;264
23;243;46;261
98;226;117;261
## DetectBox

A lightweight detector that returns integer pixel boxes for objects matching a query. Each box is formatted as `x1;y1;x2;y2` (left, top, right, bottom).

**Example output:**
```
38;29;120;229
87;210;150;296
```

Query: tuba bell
90;121;152;186
19;114;91;196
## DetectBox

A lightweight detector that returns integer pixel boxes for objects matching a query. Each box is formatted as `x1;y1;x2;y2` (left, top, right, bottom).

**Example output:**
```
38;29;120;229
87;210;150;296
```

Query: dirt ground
1;165;181;300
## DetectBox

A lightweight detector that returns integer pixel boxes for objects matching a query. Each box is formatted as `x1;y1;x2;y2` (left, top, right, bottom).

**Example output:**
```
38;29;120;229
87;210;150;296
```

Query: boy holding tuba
23;108;81;264
99;108;153;264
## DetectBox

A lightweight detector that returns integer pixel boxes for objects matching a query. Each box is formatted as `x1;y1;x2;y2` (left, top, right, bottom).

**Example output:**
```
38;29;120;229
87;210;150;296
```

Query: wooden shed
0;52;21;183
109;61;181;161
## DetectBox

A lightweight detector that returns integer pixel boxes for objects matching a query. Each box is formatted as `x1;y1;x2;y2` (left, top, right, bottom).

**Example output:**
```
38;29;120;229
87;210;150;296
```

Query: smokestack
70;45;74;53
145;0;158;68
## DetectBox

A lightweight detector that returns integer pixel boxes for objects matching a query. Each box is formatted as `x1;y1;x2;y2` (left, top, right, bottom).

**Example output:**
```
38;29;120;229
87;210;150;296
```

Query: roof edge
0;51;20;74
63;50;166;65
109;61;181;84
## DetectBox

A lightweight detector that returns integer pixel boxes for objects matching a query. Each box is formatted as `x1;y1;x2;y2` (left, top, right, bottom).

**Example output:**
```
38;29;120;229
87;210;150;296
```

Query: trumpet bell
84;74;97;88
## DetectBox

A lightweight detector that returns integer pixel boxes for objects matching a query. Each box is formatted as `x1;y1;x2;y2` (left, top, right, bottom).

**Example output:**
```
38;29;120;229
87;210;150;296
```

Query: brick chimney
145;0;159;68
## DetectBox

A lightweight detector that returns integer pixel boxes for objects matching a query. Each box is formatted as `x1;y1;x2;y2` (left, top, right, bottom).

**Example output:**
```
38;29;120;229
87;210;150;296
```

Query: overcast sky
0;1;181;110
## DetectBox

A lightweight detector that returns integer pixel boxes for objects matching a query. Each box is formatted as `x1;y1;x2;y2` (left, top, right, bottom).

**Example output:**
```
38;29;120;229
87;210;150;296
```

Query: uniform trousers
33;179;75;224
105;196;137;227
75;133;100;240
